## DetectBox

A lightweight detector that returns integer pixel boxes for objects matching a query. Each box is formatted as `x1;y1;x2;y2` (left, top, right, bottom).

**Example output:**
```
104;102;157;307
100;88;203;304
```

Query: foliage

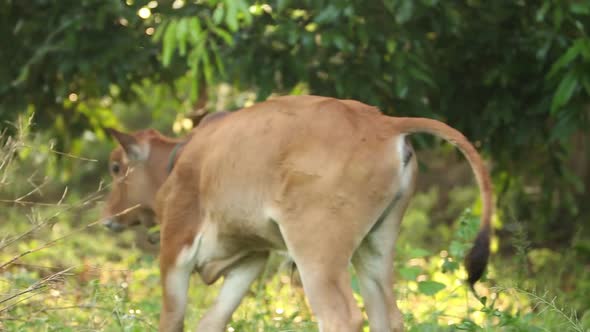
2;0;589;244
0;0;186;142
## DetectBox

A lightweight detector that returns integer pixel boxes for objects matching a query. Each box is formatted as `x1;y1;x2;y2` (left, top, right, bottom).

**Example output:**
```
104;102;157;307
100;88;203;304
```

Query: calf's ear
105;128;150;161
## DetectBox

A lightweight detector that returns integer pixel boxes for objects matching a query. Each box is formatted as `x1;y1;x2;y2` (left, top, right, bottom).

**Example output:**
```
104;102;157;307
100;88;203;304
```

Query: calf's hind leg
279;211;365;332
352;211;407;332
352;162;416;332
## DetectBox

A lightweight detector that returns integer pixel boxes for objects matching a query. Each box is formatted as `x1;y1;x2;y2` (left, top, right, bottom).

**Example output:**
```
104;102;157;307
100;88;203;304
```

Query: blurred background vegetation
1;0;589;331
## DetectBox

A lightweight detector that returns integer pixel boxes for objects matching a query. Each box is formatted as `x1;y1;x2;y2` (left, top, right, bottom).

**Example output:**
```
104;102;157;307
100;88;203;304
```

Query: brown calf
102;95;492;332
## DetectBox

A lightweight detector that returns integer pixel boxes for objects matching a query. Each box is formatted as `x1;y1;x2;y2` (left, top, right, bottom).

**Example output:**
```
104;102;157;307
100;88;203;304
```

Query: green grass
1;192;588;332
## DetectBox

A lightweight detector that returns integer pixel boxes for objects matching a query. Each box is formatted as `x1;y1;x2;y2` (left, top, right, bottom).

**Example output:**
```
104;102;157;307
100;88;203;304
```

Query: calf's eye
111;163;120;174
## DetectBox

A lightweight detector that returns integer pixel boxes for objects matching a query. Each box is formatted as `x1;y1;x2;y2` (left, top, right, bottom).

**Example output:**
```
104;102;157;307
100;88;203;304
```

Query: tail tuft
464;226;491;289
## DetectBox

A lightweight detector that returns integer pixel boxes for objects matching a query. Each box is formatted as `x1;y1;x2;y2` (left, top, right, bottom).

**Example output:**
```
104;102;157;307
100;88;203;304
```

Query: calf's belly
192;215;286;284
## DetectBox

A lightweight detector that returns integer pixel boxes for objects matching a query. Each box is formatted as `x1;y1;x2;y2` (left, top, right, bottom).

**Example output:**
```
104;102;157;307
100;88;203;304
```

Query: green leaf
407;247;430;258
236;0;252;25
176;19;188;56
152;20;168;41
536;1;550;22
207;18;233;45
225;0;238;31
417;281;446;296
409;66;435;88
442;257;459;273
202;46;213;83
579;39;590;60
553;5;564;28
190;63;199;101
188;17;202;42
551;72;578;113
277;0;290;12
449;241;469;258
209;39;226;77
548;41;582;79
399;266;422;280
480;296;487;306
350;274;361;294
386;40;397;54
457;216;480;240
421;0;439;6
570;3;590;15
395;0;414;24
332;35;348;50
582;75;590;95
162;20;178;67
315;5;339;24
395;75;409;98
453;319;479;330
213;5;225;25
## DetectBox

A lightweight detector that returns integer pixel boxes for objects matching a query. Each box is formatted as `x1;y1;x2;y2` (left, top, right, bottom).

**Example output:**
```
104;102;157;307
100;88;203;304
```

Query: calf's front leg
159;239;194;332
156;183;202;332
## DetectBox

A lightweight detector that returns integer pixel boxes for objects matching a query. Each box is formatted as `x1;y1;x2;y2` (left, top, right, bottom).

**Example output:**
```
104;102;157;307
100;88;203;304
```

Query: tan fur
103;95;493;332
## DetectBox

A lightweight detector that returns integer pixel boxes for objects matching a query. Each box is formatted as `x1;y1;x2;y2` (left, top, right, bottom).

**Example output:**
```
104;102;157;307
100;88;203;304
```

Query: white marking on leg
196;254;267;332
176;232;203;267
264;205;281;222
355;205;407;332
216;257;264;312
396;135;413;191
396;134;407;164
165;265;191;315
165;229;204;318
400;156;413;192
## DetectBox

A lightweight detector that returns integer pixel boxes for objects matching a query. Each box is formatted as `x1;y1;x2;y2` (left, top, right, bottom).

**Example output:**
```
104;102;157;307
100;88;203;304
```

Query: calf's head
102;128;171;232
